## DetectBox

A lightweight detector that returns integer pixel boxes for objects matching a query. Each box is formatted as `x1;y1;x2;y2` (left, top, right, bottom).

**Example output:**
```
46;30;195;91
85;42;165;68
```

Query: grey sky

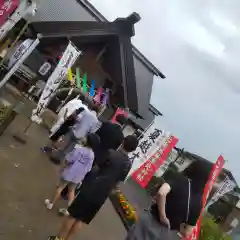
89;0;240;182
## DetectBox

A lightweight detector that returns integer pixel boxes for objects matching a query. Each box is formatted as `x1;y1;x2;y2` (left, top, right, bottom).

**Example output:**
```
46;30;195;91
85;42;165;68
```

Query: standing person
60;113;127;200
94;114;127;166
48;135;139;240
125;160;213;240
42;95;87;154
44;133;100;211
55;104;101;162
50;95;86;136
48;107;85;151
42;107;86;154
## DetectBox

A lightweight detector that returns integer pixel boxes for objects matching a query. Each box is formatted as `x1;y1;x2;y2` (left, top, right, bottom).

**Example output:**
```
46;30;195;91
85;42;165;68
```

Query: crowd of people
42;94;213;240
43;95;138;240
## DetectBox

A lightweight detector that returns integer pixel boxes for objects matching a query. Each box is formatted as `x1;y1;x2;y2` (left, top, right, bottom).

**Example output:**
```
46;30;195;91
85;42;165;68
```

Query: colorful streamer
101;88;109;105
82;73;88;93
67;68;73;81
75;68;81;88
94;87;103;103
89;80;95;97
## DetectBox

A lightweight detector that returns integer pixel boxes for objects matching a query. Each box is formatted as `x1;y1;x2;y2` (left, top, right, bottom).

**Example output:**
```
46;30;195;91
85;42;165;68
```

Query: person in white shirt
50;95;85;136
42;95;86;154
54;103;101;162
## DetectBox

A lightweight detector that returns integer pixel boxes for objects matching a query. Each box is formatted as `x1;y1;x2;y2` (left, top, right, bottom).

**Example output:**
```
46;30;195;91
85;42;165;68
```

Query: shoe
44;199;53;210
59;208;70;216
48;236;60;240
41;146;52;153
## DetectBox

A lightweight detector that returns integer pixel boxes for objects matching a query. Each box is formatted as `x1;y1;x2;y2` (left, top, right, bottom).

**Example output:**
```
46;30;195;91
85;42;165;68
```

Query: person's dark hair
122;135;139;153
90;104;101;114
75;107;85;115
116;114;128;126
78;95;86;103
183;160;213;193
86;133;100;149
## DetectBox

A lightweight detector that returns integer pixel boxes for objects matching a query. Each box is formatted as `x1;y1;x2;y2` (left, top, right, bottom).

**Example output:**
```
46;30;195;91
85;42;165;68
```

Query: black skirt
68;195;103;224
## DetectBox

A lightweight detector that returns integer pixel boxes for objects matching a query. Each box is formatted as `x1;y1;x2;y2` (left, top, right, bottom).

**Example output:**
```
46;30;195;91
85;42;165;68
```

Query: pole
56;87;74;113
0;21;30;66
0;38;40;89
0;0;37;42
137;119;155;140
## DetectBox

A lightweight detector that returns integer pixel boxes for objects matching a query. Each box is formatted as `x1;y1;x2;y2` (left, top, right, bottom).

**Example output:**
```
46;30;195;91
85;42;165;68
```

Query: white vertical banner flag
126;124;170;178
8;38;34;69
31;42;81;123
207;176;235;208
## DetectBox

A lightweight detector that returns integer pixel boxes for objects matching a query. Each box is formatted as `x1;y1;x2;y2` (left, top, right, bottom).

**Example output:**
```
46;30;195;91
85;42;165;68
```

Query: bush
199;216;232;240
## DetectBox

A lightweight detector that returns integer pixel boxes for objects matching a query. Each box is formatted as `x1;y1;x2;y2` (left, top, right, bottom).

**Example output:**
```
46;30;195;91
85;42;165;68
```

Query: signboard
8;38;34;69
186;155;225;240
38;61;52;76
0;0;19;27
207;176;235;208
127;126;166;176
31;42;81;123
131;133;179;188
111;107;128;123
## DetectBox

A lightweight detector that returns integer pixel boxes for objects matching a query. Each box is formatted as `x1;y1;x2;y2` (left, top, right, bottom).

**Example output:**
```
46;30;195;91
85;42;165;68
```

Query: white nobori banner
207;176;236;208
31;42;81;123
126;124;171;178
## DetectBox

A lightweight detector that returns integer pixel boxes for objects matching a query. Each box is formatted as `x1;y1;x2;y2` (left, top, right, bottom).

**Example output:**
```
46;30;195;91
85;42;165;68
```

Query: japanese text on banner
31;42;81;123
127;126;166;177
132;135;178;188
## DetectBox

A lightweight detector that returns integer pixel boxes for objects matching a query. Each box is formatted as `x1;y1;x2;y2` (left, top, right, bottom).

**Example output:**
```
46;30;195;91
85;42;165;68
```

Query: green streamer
76;68;81;89
82;72;88;93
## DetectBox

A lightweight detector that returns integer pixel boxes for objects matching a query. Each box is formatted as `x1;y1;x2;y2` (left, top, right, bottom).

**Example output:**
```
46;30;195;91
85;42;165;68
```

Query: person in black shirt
94;114;127;166
126;160;213;239
60;113;127;199
48;135;138;240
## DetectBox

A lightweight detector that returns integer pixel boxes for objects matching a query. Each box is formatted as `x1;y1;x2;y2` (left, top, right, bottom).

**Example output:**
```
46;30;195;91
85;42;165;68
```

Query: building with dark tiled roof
24;0;165;130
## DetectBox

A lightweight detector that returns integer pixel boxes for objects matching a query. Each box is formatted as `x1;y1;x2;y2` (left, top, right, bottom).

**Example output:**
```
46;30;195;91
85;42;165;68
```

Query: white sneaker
59;208;69;216
44;199;53;210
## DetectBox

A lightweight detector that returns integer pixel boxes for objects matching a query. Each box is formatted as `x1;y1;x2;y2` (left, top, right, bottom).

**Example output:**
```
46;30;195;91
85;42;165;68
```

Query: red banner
131;135;179;188
111;107;128;123
0;0;19;26
186;155;225;240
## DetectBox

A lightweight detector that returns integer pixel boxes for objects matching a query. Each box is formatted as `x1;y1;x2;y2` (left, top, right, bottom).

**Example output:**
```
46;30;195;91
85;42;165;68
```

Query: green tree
199;216;232;240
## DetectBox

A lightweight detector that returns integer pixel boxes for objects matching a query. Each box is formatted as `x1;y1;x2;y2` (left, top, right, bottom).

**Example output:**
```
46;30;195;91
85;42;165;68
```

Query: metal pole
137;119;155;140
56;87;74;113
23;119;33;134
0;38;40;89
0;21;30;66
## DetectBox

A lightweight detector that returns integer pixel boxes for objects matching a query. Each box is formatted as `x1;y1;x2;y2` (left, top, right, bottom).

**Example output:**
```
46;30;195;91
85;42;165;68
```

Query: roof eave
76;0;165;79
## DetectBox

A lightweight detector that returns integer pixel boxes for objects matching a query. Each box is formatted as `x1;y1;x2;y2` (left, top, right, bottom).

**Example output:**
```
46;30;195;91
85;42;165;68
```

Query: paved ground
0;114;126;240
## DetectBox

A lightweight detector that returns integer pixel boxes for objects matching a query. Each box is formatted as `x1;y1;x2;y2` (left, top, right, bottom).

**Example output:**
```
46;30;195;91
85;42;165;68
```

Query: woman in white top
50;95;85;136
